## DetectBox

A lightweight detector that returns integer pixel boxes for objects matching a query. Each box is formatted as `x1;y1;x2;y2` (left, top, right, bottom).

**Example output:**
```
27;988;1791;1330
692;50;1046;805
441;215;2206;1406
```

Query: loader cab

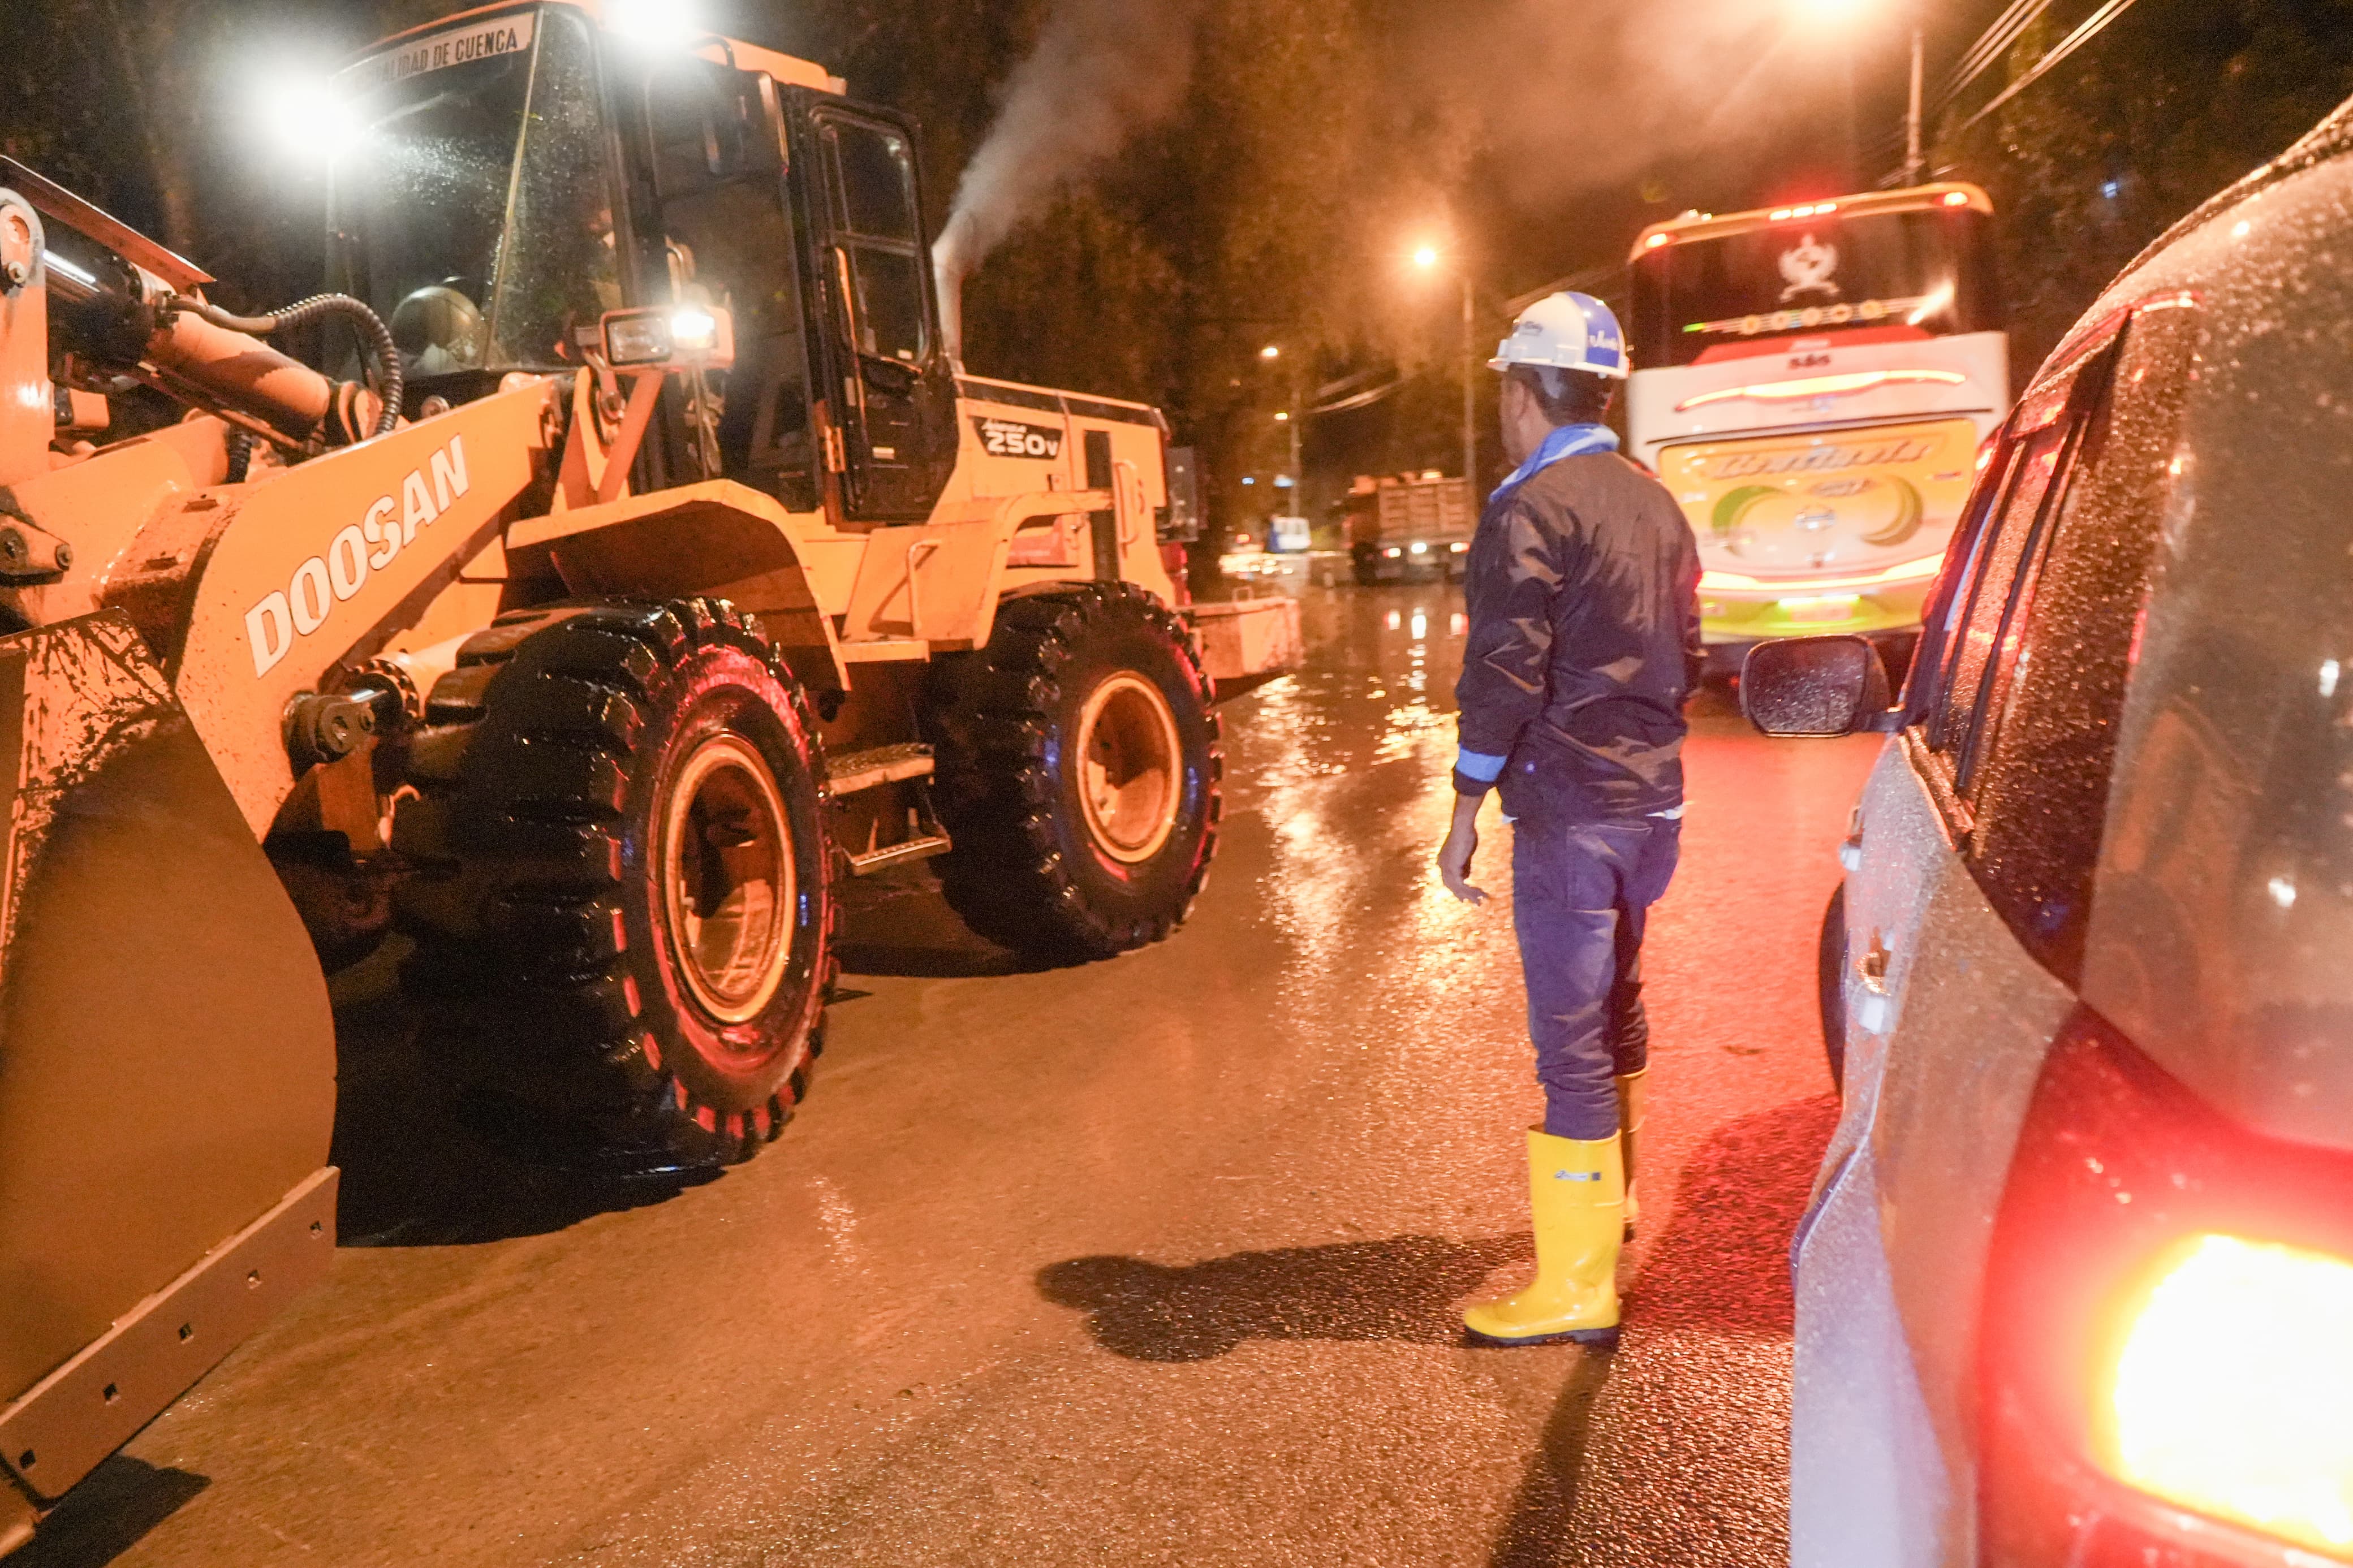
327;2;957;521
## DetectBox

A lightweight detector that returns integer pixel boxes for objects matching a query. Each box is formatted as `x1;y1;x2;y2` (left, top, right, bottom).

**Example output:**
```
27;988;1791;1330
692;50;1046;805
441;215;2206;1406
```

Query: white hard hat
1489;291;1629;380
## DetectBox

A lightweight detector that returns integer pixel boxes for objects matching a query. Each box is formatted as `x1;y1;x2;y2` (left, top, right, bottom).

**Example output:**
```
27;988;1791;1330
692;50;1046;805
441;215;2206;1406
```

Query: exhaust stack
932;214;973;373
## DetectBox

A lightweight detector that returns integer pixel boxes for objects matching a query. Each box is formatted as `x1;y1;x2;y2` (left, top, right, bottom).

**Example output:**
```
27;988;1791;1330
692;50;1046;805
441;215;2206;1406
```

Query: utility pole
1287;367;1303;520
1460;273;1477;492
1904;23;1926;185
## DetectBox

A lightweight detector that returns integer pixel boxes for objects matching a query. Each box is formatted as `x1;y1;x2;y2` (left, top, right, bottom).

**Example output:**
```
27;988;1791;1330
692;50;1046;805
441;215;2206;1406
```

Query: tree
1940;0;2353;380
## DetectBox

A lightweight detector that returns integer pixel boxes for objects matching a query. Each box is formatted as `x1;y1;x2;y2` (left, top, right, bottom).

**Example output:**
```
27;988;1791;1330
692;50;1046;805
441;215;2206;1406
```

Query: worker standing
1437;292;1700;1349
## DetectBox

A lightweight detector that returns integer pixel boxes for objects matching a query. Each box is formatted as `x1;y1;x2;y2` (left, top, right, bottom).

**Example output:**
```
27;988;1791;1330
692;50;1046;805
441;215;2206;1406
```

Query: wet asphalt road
25;581;1877;1568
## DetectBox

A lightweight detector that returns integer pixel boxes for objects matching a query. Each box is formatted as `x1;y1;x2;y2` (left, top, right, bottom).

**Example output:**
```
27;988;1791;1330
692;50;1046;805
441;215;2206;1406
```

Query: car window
1966;301;2199;983
1917;334;2118;776
1901;430;2011;719
1925;426;2066;755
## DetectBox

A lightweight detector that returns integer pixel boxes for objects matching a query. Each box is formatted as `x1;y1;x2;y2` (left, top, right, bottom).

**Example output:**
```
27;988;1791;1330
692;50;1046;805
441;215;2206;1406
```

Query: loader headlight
607;0;703;49
1383;547;1403;559
1409;542;1429;555
598;306;735;370
2101;1234;2353;1554
257;71;364;168
604;310;674;367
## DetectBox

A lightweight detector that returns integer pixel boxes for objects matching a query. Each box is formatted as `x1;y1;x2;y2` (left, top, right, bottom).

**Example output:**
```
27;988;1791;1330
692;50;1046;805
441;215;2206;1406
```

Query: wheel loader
0;2;1301;1549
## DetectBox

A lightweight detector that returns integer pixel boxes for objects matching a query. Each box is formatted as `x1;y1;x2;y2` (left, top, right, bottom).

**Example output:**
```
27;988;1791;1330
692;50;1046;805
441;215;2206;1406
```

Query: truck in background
1342;471;1476;585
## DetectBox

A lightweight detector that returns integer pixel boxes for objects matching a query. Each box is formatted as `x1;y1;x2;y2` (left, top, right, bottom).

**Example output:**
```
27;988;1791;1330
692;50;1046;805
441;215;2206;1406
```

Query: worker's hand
1437;818;1487;905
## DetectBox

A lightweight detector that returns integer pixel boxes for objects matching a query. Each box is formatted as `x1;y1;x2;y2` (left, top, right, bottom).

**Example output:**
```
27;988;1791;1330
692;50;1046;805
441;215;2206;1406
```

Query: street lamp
1411;242;1479;495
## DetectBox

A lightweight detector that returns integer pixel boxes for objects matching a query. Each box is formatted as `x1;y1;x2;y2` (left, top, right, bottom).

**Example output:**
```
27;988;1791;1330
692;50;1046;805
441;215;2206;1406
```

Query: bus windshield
330;7;621;382
1631;208;1998;370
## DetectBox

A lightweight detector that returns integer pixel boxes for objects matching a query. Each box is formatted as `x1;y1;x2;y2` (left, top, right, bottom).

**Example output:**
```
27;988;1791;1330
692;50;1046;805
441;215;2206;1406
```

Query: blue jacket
1454;431;1701;822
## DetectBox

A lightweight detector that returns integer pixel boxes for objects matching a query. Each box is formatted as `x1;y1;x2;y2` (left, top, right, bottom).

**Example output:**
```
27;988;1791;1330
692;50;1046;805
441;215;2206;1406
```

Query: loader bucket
0;614;337;1523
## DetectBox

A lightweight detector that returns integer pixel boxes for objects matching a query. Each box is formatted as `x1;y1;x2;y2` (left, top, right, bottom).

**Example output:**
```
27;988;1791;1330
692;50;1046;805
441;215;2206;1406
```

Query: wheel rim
1074;672;1183;865
660;732;796;1027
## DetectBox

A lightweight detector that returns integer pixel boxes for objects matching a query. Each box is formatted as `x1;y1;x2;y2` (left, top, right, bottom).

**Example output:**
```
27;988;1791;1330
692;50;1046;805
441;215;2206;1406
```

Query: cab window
819;118;928;365
644;61;817;508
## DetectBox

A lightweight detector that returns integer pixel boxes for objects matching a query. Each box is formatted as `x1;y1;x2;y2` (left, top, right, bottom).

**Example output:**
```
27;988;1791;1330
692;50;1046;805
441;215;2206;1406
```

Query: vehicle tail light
1980;1008;2353;1565
2105;1235;2353;1552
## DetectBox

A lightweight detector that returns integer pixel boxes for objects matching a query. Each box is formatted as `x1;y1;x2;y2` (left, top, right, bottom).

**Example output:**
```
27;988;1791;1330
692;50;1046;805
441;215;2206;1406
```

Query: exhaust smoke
933;0;1207;368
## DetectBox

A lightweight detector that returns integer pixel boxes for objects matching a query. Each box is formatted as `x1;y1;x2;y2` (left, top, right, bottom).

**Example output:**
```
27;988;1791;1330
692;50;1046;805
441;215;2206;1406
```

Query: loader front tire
924;583;1221;960
394;599;835;1169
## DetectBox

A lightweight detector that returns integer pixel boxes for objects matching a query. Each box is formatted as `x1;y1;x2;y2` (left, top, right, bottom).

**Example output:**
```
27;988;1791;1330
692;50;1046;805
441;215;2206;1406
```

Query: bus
1624;183;2009;676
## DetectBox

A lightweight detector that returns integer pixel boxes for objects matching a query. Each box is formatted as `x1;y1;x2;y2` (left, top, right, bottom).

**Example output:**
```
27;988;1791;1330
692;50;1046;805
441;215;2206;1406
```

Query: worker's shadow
326;944;713;1247
1037;1234;1525;1362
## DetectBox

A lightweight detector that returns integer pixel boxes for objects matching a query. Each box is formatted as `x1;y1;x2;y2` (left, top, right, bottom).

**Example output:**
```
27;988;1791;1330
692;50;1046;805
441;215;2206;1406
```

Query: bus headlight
2103;1234;2353;1554
1409;542;1429;555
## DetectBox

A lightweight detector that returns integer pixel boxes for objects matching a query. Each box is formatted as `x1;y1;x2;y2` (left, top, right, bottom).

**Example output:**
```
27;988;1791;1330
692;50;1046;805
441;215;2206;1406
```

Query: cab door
635;57;823;511
787;96;956;521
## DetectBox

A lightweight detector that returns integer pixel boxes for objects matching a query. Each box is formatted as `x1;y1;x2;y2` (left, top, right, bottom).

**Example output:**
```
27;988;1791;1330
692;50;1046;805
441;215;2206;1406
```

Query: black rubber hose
178;293;403;437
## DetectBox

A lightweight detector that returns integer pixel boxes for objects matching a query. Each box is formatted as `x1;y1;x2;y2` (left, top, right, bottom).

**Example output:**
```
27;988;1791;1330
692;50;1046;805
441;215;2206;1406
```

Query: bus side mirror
1742;636;1893;737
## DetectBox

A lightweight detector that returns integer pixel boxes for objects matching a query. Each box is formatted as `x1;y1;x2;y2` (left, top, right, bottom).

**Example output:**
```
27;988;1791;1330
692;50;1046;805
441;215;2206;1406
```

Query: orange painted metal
141;311;339;443
156;382;556;835
0;1169;337;1503
0;158;212;291
0;193;51;489
0;616;335;1505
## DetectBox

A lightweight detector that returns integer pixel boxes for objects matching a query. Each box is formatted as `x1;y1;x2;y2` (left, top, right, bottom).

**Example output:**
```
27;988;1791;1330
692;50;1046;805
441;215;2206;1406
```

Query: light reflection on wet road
35;585;1878;1568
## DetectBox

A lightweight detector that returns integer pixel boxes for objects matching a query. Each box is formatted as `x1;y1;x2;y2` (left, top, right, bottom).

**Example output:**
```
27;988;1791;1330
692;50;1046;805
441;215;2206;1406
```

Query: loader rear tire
393;598;836;1169
924;583;1221;960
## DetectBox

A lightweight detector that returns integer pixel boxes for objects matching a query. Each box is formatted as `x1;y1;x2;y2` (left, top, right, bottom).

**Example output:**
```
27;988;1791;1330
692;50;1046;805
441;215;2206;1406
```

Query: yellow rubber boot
1463;1128;1626;1347
1617;1070;1647;1240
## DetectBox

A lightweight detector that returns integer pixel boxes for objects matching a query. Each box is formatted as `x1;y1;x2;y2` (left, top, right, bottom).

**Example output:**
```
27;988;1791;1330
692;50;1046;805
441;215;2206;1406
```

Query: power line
1949;0;2151;137
1936;0;2059;113
1873;0;2152;182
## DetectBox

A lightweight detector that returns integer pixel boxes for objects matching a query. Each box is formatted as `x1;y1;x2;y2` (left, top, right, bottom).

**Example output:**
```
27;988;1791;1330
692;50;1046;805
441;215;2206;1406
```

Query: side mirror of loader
600;305;736;372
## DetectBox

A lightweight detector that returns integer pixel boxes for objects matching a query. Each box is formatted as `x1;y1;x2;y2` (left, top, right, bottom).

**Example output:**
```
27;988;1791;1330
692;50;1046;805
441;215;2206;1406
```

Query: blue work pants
1510;815;1682;1141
